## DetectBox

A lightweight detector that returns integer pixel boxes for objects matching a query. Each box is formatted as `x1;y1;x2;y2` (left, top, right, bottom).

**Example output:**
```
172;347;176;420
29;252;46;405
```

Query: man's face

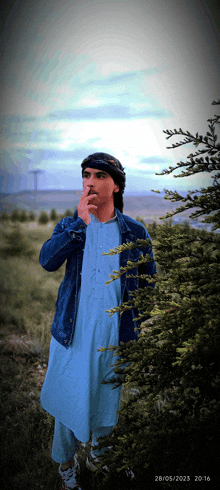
82;167;119;205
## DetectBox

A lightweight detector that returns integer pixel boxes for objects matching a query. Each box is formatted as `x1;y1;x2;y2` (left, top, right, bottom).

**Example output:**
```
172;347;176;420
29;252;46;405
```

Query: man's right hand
78;186;98;225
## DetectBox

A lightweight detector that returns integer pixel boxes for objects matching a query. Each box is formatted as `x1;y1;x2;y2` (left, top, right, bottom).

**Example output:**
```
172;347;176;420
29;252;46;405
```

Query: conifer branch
98;100;220;482
105;254;155;284
102;238;152;256
152;100;220;229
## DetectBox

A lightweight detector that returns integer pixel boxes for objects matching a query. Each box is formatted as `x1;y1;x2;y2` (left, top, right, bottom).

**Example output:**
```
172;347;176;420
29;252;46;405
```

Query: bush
50;208;58;221
146;220;158;240
28;211;36;221
38;211;49;224
64;208;74;217
10;209;20;222
19;210;28;222
1;225;34;257
134;216;147;228
95;99;220;488
0;212;9;221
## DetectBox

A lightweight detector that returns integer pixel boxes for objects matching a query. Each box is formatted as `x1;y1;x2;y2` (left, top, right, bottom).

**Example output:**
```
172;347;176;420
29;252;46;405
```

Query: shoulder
53;211;78;231
121;213;148;235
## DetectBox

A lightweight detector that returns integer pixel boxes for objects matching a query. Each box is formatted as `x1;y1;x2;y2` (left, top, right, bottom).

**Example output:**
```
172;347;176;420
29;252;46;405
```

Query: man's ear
114;183;120;193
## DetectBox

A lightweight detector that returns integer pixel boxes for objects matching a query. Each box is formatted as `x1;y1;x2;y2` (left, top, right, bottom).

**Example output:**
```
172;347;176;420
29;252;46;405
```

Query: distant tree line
0;208;199;237
0;207;78;224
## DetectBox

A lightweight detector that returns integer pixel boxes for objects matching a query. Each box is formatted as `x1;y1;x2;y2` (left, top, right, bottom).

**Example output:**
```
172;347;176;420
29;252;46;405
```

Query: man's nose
87;177;94;186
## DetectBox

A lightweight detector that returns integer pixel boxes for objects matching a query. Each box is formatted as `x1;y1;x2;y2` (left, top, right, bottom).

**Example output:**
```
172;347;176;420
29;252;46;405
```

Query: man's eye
83;174;106;179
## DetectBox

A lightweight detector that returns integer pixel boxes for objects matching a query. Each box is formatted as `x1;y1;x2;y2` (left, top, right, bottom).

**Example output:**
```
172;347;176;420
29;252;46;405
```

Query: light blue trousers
52;420;114;464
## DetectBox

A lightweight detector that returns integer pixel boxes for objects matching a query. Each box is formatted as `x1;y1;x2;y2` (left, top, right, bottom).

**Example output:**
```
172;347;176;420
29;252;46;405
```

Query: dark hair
113;182;124;212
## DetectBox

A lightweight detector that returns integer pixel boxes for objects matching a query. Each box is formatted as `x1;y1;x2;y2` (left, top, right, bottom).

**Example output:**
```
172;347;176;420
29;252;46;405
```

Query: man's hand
78;186;98;225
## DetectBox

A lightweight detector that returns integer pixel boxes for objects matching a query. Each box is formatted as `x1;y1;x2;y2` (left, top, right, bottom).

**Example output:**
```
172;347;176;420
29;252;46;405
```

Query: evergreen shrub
0;212;9;221
95;100;220;489
1;225;34;257
10;209;20;222
64;208;74;217
38;211;49;224
50;208;58;221
19;210;28;222
28;211;36;221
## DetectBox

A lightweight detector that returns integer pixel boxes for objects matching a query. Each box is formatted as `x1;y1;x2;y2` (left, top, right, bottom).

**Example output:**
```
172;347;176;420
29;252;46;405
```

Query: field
0;220;139;490
0;223;62;489
1;210;215;489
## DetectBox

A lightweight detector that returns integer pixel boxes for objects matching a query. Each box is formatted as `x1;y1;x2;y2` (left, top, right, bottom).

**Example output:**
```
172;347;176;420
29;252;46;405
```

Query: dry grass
0;222;136;490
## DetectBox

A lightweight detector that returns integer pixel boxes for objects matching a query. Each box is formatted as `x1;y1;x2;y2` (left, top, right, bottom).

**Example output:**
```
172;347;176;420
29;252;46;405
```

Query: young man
39;152;156;490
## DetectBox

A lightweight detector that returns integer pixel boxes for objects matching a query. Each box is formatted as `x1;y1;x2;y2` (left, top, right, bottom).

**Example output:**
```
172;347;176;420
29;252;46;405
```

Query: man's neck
92;201;116;222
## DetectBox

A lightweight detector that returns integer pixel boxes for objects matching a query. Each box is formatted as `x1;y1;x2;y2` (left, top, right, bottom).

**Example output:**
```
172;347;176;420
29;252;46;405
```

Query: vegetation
38;211;50;224
29;210;36;221
50;207;59;221
0;224;62;346
0;101;219;489
93;100;220;489
156;99;220;231
19;210;28;222
10;209;21;222
0;211;10;221
0;207;77;223
64;208;75;217
0;223;61;488
0;221;136;489
1;225;35;257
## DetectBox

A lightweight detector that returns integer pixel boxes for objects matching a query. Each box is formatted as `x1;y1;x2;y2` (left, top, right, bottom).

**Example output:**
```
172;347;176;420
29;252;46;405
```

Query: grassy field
0;222;62;489
0;221;138;490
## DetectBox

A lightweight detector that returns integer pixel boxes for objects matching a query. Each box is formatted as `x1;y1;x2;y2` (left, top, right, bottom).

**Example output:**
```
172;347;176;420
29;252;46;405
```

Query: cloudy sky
1;0;219;194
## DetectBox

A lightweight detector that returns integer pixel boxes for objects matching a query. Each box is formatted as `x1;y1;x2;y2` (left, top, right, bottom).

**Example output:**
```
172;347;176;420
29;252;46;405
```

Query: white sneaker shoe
86;452;109;473
59;456;81;489
86;452;135;480
125;467;135;480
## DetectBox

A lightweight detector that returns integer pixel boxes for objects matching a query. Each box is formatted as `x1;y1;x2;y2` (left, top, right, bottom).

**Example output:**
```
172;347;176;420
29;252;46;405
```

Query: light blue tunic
41;213;122;442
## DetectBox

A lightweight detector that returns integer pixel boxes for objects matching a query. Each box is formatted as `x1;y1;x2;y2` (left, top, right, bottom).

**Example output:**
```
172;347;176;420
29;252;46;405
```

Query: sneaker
125;467;135;480
86;452;108;473
59;456;81;490
86;452;135;480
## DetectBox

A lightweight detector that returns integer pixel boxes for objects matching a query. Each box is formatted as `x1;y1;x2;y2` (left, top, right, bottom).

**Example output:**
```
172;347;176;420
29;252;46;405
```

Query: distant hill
0;189;196;220
0;190;82;215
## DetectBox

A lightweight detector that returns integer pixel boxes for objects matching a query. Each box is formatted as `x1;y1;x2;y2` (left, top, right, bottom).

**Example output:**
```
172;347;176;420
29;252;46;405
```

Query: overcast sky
1;0;219;194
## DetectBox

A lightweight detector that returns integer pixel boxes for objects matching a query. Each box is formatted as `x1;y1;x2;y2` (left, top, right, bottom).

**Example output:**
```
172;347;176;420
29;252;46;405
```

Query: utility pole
29;169;43;211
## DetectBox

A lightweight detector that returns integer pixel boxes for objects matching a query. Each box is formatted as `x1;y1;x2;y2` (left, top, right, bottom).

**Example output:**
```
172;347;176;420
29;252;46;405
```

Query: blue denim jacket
39;208;156;348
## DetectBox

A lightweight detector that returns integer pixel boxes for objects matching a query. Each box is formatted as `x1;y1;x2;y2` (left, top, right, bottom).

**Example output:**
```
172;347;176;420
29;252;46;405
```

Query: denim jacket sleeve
39;215;87;272
138;225;157;289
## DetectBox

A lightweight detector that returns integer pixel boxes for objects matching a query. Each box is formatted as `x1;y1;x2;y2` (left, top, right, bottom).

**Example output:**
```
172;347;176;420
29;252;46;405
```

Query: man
39;152;156;490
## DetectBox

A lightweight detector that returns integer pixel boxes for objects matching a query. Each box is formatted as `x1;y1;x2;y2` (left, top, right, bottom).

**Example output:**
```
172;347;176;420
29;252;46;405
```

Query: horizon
1;0;219;197
0;188;188;197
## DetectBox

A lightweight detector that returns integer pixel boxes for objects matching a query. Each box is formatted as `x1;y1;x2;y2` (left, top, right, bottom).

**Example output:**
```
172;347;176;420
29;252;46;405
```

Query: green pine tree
38;211;49;224
50;208;59;221
94;100;220;490
19;209;28;222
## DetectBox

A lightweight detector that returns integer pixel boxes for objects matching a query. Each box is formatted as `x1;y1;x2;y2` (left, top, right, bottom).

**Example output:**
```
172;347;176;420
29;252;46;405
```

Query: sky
1;0;220;195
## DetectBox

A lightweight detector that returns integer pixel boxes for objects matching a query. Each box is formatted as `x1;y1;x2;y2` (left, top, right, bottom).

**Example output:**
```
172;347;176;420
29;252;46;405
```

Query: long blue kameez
40;213;122;443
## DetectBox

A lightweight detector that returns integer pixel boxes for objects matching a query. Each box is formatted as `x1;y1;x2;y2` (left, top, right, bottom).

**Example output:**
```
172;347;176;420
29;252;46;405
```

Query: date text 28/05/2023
155;476;211;482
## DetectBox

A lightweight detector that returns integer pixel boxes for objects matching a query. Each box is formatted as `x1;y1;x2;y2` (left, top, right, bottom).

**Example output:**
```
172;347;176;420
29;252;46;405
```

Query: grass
0;329;58;489
0;221;138;490
0;223;61;488
0;223;63;351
